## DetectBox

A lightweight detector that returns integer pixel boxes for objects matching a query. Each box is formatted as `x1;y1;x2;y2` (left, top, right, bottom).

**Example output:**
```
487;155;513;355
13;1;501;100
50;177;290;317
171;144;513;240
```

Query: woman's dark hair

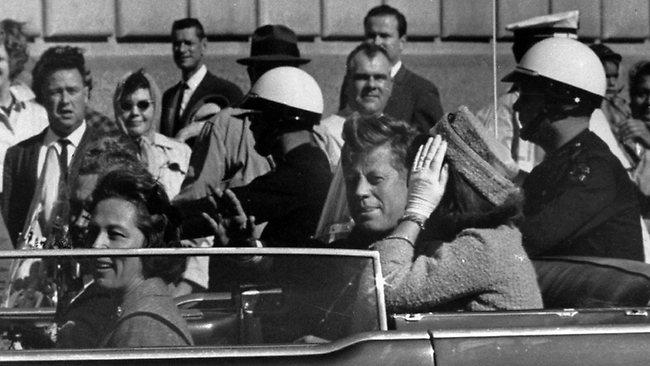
341;113;418;174
79;132;139;174
0;19;29;80
121;69;151;100
90;169;185;284
426;166;523;241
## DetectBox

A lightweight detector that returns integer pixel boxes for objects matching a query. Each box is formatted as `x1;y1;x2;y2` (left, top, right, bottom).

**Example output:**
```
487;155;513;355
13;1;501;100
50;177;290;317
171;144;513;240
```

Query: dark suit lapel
163;82;183;135
25;130;47;184
178;72;213;126
394;64;408;82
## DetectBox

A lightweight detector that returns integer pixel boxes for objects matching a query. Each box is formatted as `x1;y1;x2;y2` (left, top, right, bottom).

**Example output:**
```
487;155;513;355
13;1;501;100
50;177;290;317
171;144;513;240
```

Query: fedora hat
237;24;310;65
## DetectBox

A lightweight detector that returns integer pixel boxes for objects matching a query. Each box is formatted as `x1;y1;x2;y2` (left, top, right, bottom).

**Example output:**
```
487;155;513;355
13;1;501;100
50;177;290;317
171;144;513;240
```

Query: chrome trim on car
430;324;650;339
0;331;430;361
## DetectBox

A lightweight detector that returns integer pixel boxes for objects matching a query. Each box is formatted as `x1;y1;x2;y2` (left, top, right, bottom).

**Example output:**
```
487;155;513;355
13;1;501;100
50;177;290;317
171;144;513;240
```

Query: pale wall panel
44;0;114;37
386;0;440;37
322;0;382;38
190;0;256;36
441;0;492;38
259;0;320;36
551;0;600;38
116;0;187;37
0;0;43;37
602;0;649;39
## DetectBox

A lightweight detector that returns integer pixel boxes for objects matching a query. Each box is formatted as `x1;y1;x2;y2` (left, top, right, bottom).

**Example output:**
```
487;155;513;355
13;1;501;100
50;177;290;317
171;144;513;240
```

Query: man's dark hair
171;18;205;39
91;169;186;284
0;19;28;80
345;43;390;74
341;113;418;174
121;68;151;99
364;5;407;37
590;43;622;66
32;46;92;104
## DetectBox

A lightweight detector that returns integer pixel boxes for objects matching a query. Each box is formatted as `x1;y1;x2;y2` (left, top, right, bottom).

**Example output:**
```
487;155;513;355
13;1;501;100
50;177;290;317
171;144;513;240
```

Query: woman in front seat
87;168;193;347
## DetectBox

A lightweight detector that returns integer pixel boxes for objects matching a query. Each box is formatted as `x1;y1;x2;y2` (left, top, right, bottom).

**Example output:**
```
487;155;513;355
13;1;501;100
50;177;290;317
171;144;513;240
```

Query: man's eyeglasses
120;100;153;111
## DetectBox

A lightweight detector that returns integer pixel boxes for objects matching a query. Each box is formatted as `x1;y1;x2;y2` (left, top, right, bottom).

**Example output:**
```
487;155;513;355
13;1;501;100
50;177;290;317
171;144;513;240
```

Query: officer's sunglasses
120;100;153;111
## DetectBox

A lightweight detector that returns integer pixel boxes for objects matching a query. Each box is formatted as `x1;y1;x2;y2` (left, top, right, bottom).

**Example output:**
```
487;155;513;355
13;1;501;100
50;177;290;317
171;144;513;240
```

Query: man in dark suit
338;5;443;133
160;18;244;139
2;46;100;245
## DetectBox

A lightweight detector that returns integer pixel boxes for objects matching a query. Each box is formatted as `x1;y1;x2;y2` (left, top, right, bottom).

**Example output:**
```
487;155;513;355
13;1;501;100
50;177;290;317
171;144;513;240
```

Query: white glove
405;135;449;220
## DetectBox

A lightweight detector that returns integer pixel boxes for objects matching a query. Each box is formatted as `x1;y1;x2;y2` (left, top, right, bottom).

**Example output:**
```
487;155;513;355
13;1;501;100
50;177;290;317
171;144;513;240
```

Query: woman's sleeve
106;314;190;348
372;231;503;312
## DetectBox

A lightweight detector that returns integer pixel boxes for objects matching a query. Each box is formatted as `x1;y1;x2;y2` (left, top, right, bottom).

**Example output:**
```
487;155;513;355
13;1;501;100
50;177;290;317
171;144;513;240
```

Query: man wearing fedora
160;18;244;139
172;24;312;219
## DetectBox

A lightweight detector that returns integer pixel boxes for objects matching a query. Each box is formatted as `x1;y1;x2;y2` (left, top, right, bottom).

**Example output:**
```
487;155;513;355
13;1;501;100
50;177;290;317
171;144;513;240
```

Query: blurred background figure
590;43;639;168
317;43;393;169
338;4;443;133
622;62;650;218
161;18;242;143
0;19;48;206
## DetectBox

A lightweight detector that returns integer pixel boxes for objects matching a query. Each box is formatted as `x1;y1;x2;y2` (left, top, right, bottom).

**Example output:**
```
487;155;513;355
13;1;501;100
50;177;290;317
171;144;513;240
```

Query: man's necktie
58;139;71;180
176;82;189;120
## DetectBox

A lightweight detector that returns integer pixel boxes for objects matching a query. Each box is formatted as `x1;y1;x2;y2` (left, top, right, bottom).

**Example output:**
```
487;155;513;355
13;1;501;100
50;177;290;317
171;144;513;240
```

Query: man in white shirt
160;18;243;140
2;46;100;245
0;20;49;199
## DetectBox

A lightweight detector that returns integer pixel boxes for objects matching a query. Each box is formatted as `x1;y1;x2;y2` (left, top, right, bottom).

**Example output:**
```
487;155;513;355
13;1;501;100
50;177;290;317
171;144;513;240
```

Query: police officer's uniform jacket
521;129;644;261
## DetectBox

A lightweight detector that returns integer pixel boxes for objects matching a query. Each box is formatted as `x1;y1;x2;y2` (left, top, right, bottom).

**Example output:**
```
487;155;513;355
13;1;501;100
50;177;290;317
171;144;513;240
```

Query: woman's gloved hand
404;135;449;221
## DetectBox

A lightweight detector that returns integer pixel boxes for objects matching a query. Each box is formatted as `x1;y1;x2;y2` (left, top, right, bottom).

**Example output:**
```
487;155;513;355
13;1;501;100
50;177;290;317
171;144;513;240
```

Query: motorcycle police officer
505;37;644;261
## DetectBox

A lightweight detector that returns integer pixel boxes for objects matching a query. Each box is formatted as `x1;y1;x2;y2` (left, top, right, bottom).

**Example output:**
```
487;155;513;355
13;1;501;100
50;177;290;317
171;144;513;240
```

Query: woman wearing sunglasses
113;69;191;198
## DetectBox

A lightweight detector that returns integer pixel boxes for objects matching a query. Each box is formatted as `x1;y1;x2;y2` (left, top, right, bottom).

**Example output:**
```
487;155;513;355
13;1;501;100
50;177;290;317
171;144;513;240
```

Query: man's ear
399;34;407;52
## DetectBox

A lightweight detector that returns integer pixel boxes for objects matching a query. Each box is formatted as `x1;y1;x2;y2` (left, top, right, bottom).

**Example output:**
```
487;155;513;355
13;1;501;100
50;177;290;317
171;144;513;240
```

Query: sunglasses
120;100;153;111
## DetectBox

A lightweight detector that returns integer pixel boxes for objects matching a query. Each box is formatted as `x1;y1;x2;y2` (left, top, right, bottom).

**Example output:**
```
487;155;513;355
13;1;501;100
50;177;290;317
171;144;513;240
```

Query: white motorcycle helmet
242;66;323;130
503;37;606;106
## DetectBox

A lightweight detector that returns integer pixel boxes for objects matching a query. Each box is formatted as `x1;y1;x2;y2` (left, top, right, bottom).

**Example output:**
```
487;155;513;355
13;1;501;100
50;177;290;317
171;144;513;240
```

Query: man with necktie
2;46;100;245
160;18;243;140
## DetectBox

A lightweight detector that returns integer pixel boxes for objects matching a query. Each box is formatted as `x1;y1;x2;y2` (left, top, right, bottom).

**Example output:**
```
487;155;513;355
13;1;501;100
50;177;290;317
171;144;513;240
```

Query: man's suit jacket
1;126;99;245
339;65;444;133
160;71;244;137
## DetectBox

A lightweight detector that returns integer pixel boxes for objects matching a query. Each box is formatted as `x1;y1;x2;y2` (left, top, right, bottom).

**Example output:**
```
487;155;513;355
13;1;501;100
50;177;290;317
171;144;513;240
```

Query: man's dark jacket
2;126;100;245
339;65;444;133
521;130;644;261
160;71;243;137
